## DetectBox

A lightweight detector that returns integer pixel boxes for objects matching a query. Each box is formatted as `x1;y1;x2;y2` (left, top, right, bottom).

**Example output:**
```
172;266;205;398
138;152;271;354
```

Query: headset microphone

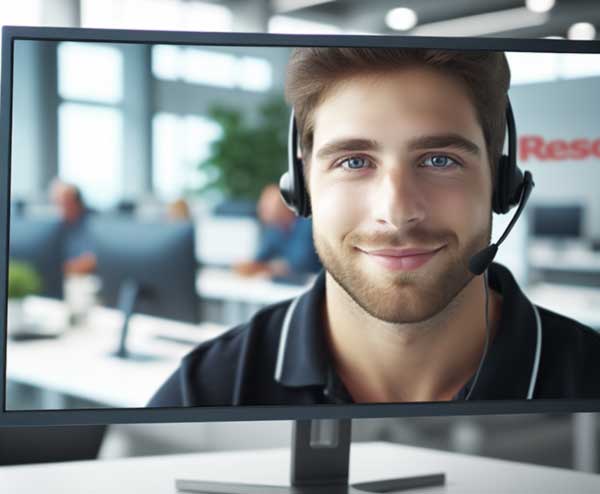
469;170;534;276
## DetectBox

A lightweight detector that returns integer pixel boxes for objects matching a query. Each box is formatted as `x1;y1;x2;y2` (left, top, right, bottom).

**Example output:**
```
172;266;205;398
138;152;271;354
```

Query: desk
196;268;313;305
6;297;228;409
529;241;600;287
525;282;600;330
529;240;600;273
1;441;599;493
196;268;314;324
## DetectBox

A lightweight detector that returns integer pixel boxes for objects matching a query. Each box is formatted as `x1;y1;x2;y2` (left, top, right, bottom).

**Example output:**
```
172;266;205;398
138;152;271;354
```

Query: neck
323;271;502;403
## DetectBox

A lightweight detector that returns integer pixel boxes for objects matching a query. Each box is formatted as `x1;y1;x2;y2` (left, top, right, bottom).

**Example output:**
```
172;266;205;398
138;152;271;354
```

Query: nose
372;161;427;230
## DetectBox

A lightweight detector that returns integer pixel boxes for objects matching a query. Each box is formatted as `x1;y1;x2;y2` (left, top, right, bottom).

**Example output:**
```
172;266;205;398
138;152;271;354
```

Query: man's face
308;67;493;324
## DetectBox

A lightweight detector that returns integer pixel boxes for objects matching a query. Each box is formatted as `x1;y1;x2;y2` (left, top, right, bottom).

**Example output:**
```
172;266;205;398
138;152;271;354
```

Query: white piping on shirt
527;302;543;400
274;296;301;382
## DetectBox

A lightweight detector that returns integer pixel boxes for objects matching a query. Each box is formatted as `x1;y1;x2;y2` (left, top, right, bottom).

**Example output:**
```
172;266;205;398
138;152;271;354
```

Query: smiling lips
360;245;445;271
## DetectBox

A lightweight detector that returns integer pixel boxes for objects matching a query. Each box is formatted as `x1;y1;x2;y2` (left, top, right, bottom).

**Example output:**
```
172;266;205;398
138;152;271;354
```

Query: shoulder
537;305;600;350
186;298;292;364
536;305;600;397
152;299;293;407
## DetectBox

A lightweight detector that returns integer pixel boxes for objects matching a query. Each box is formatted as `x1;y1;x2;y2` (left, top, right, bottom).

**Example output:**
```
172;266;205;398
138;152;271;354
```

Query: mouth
358;245;446;272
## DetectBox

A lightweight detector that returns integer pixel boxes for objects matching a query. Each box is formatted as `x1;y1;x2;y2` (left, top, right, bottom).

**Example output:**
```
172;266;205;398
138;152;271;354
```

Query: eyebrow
315;133;482;160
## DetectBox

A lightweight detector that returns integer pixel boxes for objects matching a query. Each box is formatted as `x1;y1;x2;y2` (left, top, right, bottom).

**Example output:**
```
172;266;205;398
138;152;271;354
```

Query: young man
149;47;600;407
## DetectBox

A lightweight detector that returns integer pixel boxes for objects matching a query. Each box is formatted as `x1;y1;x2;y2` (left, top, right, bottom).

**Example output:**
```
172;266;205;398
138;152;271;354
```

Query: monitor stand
110;280;159;362
176;419;445;493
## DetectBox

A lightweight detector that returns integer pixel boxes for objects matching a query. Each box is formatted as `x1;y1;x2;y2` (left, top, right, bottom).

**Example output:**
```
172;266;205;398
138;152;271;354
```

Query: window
57;42;124;209
507;51;600;85
58;42;123;103
152;113;222;201
182;49;237;88
152;45;273;92
58;103;123;209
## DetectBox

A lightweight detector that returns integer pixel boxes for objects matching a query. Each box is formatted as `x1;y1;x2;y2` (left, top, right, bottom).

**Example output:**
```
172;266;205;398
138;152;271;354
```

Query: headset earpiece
280;109;311;217
492;99;524;215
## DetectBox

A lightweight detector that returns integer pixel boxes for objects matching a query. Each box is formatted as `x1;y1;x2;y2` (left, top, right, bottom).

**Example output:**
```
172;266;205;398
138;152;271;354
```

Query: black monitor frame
2;26;600;428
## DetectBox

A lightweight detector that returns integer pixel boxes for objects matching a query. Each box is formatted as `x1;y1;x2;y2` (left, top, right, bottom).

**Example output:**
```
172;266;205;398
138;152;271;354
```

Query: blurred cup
63;274;101;326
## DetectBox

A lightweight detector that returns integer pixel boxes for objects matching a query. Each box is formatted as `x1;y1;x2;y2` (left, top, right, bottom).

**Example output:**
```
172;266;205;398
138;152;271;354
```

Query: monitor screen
531;204;584;239
2;30;600;421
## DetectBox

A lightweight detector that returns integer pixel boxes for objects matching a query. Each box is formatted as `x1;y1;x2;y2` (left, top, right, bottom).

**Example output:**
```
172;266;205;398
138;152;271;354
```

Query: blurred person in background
234;183;321;278
166;198;191;222
49;179;96;275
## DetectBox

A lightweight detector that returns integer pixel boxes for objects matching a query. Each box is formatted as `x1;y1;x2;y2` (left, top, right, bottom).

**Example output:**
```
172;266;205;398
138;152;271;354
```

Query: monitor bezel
2;25;600;427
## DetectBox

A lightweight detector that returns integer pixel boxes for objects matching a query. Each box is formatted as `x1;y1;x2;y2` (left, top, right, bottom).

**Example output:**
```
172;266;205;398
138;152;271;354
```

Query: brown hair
284;47;511;181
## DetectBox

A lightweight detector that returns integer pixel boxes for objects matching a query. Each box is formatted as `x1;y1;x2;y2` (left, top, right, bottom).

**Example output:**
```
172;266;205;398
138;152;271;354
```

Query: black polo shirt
148;262;600;407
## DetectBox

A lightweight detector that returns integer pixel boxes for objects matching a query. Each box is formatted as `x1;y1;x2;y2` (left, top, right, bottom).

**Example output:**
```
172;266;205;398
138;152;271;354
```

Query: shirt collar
274;263;540;401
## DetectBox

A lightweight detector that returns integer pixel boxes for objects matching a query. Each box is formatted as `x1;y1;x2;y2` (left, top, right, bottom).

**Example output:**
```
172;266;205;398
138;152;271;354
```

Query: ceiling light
568;22;596;40
525;0;555;14
385;7;418;31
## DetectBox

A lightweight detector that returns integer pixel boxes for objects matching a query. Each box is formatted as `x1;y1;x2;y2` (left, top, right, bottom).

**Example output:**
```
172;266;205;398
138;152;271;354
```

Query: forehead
311;67;484;150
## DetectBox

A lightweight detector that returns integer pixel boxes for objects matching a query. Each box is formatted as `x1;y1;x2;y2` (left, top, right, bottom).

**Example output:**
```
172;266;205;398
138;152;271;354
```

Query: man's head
284;47;510;324
49;179;85;223
258;183;296;228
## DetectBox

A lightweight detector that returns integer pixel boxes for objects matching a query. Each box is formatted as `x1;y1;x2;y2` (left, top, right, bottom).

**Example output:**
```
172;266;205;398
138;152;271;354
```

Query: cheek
431;178;491;236
435;181;492;234
311;181;365;239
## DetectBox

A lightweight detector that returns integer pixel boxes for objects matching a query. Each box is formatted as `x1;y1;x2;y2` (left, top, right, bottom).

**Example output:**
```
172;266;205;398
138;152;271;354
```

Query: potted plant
7;260;42;335
195;96;289;214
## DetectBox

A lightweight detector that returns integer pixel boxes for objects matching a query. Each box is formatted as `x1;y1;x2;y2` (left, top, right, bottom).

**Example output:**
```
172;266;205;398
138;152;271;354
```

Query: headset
278;96;542;400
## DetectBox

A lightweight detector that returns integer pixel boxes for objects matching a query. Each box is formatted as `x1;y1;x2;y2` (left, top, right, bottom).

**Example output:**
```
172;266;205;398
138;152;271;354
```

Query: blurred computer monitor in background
195;214;260;267
90;218;197;359
531;205;584;240
8;216;64;299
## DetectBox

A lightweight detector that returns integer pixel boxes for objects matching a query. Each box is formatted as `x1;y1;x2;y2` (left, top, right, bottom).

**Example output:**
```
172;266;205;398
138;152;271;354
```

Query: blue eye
339;156;370;170
423;155;459;169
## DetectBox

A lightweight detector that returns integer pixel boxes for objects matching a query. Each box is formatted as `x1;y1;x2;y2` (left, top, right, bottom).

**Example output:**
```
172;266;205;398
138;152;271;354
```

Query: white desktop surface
525;282;600;330
1;442;599;493
6;297;228;408
196;267;312;305
529;241;600;274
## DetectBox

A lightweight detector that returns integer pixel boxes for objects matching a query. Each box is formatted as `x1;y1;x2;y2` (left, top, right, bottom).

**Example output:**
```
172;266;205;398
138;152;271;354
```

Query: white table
1;441;599;493
529;241;600;274
196;268;314;324
196;268;313;305
6;297;228;409
525;282;600;330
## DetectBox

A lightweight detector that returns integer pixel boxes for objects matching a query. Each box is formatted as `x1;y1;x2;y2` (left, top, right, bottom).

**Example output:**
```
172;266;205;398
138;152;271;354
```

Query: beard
313;219;492;324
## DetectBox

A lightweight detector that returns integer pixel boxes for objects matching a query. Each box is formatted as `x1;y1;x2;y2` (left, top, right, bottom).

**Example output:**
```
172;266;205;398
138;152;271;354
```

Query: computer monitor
89;217;197;359
8;215;64;299
2;27;600;493
531;204;584;240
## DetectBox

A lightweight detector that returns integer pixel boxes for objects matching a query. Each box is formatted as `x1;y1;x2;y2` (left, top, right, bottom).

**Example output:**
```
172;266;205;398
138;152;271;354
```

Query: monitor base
176;474;445;493
175;420;445;493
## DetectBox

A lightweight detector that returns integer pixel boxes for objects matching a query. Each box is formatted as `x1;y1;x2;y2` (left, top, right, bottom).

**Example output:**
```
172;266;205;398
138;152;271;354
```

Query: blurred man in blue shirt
50;179;96;275
234;184;321;278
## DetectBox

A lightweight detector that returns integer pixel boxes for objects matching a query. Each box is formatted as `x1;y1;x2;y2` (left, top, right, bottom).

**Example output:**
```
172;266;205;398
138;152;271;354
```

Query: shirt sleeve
286;219;322;274
254;226;285;262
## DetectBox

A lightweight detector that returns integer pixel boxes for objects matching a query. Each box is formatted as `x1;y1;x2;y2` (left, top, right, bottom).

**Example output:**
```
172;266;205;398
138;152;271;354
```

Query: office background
2;0;600;475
